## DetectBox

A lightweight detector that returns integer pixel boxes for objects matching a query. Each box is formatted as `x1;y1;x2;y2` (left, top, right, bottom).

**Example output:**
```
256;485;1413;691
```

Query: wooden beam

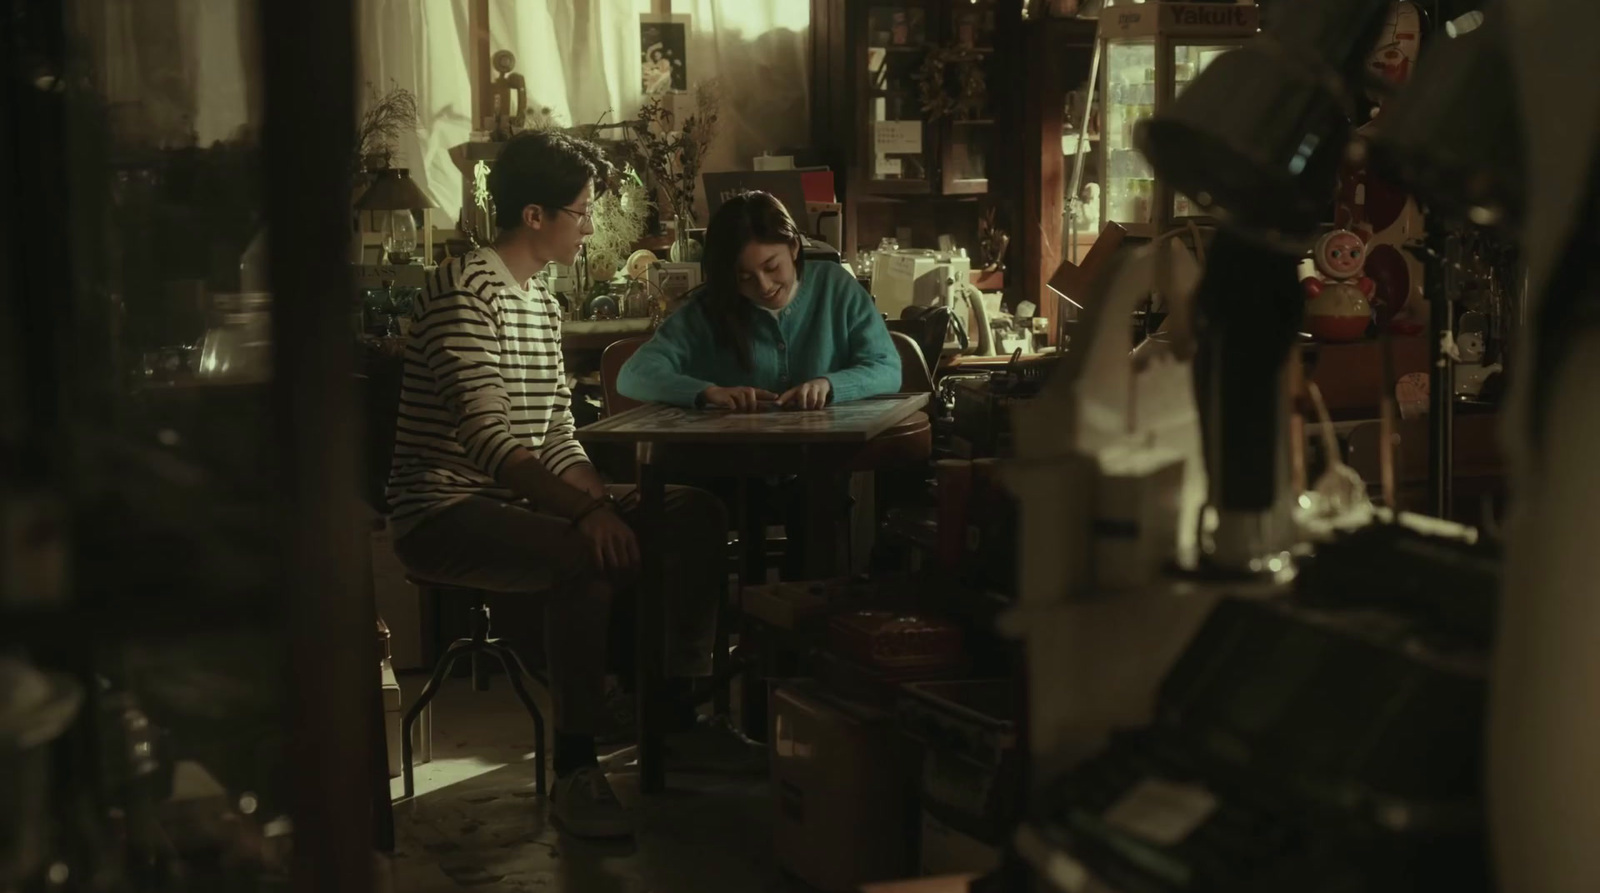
1019;18;1095;342
471;0;491;128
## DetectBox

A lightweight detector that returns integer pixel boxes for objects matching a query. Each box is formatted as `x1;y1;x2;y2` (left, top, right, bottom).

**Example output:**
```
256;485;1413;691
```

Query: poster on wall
640;14;690;97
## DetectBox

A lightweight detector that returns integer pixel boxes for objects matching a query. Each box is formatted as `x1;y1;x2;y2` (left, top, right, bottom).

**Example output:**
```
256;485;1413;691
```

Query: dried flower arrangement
464;108;654;289
626;80;722;232
354;82;419;174
915;46;988;122
582;170;650;281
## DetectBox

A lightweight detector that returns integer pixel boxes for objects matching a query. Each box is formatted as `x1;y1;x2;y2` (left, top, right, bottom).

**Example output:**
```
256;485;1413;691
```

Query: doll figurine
1303;229;1376;342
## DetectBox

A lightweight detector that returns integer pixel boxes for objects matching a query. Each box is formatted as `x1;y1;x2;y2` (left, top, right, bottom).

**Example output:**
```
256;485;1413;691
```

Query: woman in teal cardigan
618;191;901;411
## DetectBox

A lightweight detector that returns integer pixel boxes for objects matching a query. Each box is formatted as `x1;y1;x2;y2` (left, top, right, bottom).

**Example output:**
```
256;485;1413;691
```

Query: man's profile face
531;178;595;267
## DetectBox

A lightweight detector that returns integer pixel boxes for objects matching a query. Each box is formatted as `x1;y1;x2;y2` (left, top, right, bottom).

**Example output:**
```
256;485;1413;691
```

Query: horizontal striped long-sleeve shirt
385;247;591;538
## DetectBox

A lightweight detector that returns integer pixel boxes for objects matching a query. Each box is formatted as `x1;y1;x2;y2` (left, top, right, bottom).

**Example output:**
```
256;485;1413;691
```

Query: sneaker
664;715;768;776
550;767;633;839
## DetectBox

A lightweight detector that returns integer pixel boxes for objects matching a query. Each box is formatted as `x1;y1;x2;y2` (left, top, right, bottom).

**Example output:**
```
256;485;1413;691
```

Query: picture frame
640;14;691;97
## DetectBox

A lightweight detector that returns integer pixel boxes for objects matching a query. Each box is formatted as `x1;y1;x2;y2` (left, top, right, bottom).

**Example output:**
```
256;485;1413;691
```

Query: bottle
239;229;269;292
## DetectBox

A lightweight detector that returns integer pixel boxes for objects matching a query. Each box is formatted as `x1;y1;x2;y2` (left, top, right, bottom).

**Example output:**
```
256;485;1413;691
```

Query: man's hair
488;130;613;231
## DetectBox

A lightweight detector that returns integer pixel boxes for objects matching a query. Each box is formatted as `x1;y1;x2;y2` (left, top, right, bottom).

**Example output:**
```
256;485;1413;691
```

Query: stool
400;581;548;799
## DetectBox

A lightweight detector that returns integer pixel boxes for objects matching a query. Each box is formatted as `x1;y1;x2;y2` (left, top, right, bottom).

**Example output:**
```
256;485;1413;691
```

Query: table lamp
1368;14;1523;231
1133;0;1393;574
1136;0;1395;244
356;168;434;263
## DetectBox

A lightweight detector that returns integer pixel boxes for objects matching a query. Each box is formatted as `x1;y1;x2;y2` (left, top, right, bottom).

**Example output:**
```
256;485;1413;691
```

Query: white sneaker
550;766;633;839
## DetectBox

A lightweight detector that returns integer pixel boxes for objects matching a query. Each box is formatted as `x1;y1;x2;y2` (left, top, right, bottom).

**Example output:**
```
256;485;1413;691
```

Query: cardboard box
371;527;424;670
381;658;403;779
741;581;831;629
772;682;914;891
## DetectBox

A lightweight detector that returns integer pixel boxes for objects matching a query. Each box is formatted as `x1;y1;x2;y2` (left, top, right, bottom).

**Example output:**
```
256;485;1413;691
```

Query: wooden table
578;394;930;792
861;875;977;893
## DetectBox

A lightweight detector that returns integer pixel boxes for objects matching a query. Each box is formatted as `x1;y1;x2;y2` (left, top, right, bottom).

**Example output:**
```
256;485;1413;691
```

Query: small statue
489;50;528;137
1302;229;1375;342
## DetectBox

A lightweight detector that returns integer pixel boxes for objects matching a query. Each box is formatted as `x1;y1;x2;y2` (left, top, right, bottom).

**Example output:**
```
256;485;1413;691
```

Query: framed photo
640;14;690;97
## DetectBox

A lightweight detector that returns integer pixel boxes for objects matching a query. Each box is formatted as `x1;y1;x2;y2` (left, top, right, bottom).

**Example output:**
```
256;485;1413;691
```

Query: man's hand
777;377;832;410
577;505;639;575
560;463;608;501
701;385;778;413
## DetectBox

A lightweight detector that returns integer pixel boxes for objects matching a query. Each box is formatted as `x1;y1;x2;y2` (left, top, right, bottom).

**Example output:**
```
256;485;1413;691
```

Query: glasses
556;205;593;227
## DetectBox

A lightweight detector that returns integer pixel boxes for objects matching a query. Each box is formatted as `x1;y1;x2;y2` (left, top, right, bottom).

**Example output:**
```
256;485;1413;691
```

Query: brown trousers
391;485;726;734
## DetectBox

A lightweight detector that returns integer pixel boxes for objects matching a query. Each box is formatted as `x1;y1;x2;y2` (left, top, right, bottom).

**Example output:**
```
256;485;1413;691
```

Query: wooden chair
890;331;935;395
600;335;651;417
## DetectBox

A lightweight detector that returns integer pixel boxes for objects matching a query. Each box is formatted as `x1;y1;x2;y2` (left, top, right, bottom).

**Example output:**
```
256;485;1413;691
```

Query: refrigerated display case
1098;2;1258;237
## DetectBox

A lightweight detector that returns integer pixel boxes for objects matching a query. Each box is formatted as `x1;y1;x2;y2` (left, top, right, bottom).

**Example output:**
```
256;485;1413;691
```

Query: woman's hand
777;377;832;410
701;385;778;412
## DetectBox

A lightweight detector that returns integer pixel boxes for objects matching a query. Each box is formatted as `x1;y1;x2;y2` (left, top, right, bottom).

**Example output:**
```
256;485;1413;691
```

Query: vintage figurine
1302;229;1376;342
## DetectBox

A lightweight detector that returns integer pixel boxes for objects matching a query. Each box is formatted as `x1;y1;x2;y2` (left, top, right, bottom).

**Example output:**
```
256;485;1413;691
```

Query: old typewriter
1017;593;1491;893
944;348;1064;458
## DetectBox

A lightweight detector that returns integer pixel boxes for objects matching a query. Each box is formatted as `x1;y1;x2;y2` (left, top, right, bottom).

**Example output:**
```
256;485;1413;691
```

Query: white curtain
669;0;811;220
358;0;812;226
83;0;259;147
358;0;476;226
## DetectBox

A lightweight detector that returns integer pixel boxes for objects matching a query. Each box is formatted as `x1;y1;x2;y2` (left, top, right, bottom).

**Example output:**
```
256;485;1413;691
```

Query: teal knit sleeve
616;304;718;408
820;269;902;404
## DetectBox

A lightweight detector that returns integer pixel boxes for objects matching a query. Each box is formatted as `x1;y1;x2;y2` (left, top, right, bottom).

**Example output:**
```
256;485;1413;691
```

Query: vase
669;213;703;263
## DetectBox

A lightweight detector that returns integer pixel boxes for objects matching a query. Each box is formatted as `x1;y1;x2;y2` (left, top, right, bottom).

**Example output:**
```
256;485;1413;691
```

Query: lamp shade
1368;21;1523;230
1138;46;1353;243
356;168;434;211
1136;0;1394;243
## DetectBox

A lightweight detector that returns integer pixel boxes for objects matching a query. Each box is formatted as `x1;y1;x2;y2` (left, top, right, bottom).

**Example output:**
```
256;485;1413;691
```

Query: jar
196;292;273;383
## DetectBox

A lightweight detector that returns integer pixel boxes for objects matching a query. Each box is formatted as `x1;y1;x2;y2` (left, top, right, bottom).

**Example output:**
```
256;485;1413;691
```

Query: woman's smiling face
735;238;801;311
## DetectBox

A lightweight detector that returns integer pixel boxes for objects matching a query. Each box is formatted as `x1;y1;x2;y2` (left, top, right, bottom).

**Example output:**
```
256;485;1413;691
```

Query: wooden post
259;0;369;888
1018;18;1095;345
471;0;491;129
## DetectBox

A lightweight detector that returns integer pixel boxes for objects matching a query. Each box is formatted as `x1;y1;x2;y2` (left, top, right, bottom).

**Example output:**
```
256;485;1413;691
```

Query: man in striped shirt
386;131;725;839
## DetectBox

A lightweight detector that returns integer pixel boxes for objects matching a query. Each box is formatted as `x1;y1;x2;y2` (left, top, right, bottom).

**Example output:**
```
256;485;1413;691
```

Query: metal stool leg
371;657;395;852
469;599;494;692
401;639;475;800
484;642;548;797
712;599;732;717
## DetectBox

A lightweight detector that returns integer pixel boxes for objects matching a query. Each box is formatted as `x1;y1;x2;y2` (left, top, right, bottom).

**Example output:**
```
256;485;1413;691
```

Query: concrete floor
383;673;816;893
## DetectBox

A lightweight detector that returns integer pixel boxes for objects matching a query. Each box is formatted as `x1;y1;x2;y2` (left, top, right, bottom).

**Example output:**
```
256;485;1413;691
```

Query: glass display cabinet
1098;2;1258;237
859;0;1003;195
3;0;379;888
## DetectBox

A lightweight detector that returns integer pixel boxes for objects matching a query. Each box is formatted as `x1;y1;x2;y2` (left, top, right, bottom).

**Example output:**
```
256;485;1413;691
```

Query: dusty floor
384;673;815;893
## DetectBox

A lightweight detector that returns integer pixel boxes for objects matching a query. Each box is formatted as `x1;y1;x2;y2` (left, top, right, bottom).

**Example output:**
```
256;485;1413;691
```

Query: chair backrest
600;335;651;416
888;305;951;373
890;330;934;394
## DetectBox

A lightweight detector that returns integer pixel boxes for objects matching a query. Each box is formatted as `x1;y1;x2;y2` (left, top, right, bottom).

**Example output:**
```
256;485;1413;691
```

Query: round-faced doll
1303;229;1376;342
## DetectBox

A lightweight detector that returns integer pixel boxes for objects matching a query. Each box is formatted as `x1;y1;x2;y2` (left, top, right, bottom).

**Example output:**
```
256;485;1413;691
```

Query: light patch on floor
384;674;816;893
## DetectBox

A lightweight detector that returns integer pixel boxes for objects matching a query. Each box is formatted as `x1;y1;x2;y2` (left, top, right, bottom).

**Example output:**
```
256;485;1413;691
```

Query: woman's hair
488;130;613;231
697;191;806;370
